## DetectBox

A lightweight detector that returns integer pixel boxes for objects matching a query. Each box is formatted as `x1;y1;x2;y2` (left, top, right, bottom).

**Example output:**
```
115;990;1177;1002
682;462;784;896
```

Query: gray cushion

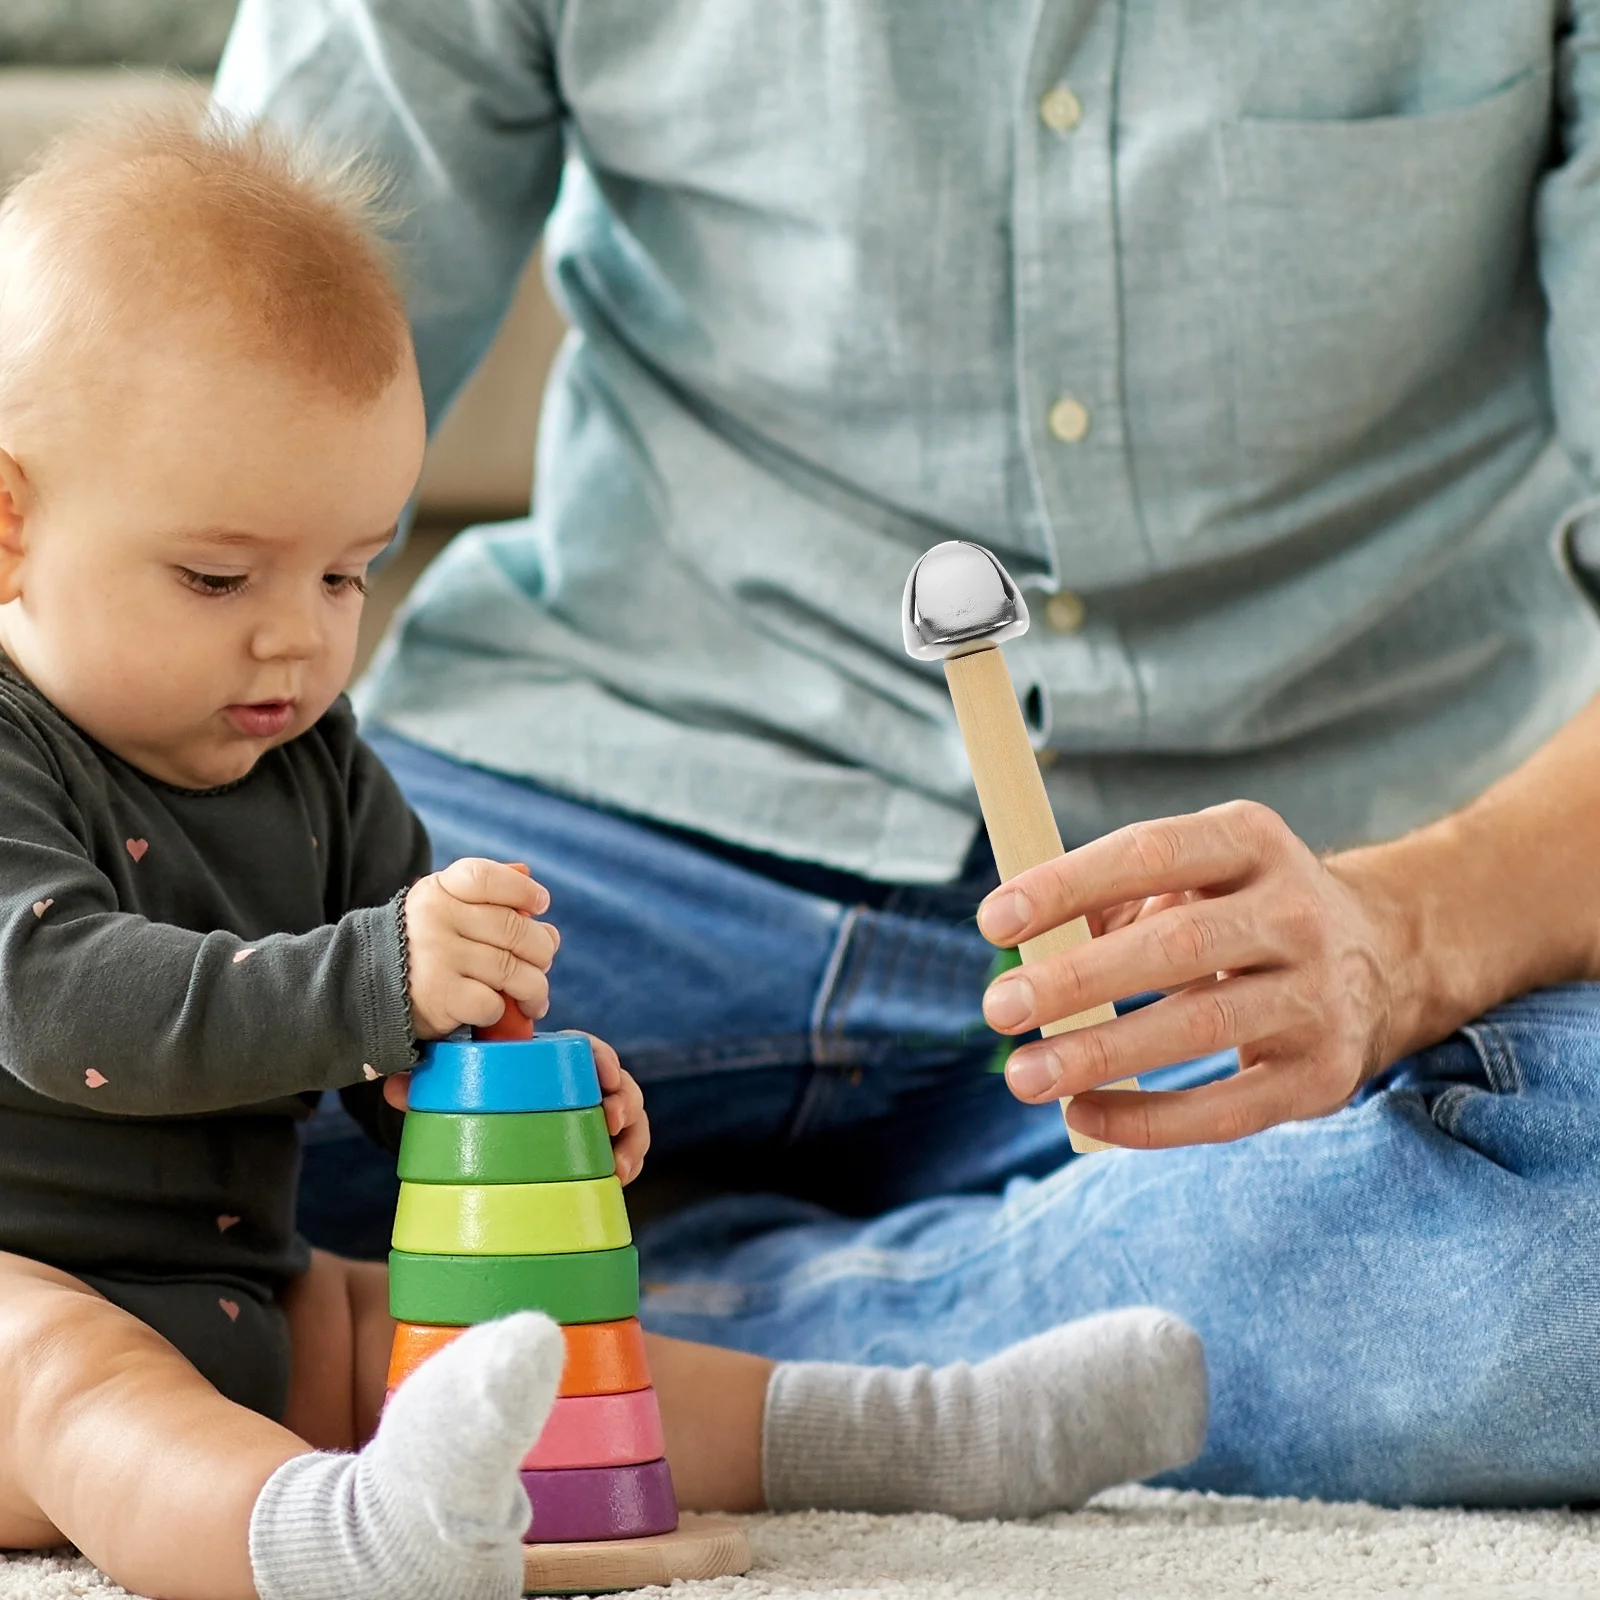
0;2;238;72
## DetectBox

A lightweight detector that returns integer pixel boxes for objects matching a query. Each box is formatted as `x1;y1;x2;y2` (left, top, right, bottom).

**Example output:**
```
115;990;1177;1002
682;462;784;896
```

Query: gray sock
249;1311;565;1600
761;1307;1208;1518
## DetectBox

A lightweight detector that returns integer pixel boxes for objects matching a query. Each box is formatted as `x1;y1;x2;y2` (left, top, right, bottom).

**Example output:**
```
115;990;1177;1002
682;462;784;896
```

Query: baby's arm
0;721;413;1115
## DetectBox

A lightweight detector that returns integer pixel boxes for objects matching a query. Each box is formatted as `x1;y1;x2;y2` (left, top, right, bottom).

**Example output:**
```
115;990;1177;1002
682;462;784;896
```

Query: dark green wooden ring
397;1108;614;1185
388;1245;639;1326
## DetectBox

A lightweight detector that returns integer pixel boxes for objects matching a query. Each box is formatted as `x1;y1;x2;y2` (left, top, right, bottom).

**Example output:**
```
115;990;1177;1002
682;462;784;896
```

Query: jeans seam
808;905;862;1069
1427;1082;1476;1138
788;906;872;1141
1458;1021;1523;1096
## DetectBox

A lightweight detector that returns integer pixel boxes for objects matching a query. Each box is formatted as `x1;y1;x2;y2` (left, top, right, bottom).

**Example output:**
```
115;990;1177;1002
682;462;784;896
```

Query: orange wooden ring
387;1316;652;1398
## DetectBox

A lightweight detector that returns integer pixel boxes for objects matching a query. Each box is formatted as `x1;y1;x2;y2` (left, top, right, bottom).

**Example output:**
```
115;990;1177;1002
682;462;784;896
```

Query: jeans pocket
1217;65;1550;460
1431;985;1600;1179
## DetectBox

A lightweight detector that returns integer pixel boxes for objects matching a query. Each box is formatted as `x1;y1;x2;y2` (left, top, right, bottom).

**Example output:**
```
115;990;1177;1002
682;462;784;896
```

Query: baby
0;112;1208;1600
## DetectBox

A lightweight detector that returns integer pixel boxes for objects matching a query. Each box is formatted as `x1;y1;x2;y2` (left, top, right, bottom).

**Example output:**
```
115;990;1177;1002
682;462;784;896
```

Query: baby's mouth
224;700;296;738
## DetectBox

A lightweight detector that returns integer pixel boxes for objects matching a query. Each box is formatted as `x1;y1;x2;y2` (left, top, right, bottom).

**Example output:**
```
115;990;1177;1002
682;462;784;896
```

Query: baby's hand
590;1033;650;1185
404;858;558;1040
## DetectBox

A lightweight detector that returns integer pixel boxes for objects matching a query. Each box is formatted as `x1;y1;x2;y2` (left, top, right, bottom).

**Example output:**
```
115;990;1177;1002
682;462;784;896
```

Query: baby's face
0;341;426;788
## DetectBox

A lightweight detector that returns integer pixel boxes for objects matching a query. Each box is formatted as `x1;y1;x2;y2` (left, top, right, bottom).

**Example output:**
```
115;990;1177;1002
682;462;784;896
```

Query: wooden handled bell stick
902;540;1138;1154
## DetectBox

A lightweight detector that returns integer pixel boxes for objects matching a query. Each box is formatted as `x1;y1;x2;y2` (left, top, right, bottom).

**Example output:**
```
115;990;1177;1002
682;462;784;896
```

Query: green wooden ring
397;1108;614;1185
388;1246;640;1326
392;1177;631;1255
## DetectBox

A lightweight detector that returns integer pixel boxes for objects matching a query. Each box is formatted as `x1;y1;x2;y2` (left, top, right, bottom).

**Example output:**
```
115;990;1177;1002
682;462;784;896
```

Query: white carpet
5;1487;1599;1599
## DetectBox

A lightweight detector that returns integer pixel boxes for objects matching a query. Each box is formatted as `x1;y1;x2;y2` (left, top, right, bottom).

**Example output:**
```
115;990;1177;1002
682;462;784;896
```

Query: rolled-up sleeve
212;0;566;429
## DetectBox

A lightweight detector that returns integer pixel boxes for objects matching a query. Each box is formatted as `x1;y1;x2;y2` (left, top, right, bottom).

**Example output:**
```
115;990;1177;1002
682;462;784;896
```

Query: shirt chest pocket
1215;65;1552;462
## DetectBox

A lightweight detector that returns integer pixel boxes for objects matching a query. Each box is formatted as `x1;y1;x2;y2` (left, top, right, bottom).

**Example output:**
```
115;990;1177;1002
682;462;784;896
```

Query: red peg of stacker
475;861;536;1043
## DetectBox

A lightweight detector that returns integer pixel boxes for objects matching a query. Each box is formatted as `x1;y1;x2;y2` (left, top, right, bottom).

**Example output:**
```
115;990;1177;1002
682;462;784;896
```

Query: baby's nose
250;603;323;661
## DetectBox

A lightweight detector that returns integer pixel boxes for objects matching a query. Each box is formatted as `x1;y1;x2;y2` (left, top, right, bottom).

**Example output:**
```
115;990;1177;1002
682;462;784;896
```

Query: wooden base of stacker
522;1513;750;1594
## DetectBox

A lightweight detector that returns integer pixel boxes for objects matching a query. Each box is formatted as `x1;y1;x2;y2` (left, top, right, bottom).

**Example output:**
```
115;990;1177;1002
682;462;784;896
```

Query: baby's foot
250;1311;563;1600
762;1307;1208;1518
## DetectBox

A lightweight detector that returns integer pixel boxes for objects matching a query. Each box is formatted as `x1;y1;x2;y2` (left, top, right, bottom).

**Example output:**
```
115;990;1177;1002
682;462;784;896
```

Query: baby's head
0;112;424;788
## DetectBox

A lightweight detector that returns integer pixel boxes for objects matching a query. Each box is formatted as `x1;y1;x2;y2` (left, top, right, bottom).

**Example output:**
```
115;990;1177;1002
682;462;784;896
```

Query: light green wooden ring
397;1108;614;1185
391;1176;631;1255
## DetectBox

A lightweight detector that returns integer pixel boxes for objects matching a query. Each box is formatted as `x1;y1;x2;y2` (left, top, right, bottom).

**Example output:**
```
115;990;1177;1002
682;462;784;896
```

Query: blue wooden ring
407;1031;601;1114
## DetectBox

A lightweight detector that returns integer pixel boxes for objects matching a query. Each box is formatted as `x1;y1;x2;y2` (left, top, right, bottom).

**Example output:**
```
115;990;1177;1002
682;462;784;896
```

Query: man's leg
303;728;1056;1253
636;984;1600;1506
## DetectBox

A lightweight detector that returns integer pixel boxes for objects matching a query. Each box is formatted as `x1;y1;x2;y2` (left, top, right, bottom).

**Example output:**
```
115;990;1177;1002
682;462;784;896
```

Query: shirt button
1039;86;1083;132
1045;591;1087;634
1048;397;1090;443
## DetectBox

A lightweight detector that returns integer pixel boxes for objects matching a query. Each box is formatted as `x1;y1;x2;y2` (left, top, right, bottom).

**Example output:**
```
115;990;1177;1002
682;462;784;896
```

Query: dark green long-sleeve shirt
0;659;429;1288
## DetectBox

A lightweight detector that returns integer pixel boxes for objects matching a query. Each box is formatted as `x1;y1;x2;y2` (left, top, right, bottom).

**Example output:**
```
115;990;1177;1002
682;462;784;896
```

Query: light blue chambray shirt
216;1;1600;883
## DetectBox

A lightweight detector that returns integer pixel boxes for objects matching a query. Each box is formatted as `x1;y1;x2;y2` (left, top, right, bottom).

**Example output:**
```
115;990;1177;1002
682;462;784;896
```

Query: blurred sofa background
0;1;566;669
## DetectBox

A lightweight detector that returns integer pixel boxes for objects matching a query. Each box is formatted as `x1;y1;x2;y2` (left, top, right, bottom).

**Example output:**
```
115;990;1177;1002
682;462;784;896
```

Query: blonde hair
0;108;410;427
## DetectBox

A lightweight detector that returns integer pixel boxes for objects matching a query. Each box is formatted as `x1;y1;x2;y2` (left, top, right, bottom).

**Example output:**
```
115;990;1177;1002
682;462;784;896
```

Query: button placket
1011;3;1144;589
1011;2;1148;769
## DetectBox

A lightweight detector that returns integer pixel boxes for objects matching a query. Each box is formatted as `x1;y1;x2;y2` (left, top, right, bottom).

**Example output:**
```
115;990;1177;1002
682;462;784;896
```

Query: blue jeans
311;730;1600;1506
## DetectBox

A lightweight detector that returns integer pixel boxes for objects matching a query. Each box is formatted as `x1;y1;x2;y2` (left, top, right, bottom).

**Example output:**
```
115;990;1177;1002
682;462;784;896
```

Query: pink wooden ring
521;1387;666;1471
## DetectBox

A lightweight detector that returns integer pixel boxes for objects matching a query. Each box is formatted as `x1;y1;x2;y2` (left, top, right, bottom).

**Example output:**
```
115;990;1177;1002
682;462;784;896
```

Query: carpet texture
4;1487;1598;1599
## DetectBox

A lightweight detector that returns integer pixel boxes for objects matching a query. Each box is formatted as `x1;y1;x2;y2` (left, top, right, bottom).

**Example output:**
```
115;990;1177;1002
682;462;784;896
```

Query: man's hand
978;800;1409;1148
381;1032;650;1184
404;857;559;1039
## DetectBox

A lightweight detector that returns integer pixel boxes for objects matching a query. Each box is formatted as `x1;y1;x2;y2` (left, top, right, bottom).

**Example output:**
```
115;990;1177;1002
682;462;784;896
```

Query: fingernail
535;999;550;1019
983;976;1034;1029
977;890;1030;941
1006;1047;1060;1098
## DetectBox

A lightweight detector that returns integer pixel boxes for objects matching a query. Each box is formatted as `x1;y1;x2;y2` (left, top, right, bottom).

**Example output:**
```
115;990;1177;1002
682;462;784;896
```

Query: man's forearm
1329;692;1600;1066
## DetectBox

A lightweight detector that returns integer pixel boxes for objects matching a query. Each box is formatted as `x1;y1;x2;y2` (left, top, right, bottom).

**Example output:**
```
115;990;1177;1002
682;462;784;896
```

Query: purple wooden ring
521;1459;679;1543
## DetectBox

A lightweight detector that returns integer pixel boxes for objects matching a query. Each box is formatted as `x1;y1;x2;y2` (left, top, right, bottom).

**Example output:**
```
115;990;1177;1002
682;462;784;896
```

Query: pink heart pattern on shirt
31;899;52;918
125;838;149;862
362;1063;379;1080
216;1214;241;1232
84;1069;107;1088
218;1299;240;1321
232;949;255;963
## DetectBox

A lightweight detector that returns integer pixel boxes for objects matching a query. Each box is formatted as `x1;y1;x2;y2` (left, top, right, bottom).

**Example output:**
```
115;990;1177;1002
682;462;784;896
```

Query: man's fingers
977;801;1295;946
1065;1063;1335;1149
433;857;551;915
1003;973;1313;1100
382;1072;410;1111
983;890;1283;1033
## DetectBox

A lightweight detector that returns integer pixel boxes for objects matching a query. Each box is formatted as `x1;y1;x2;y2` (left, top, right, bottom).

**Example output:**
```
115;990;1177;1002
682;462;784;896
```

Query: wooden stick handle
943;645;1136;1153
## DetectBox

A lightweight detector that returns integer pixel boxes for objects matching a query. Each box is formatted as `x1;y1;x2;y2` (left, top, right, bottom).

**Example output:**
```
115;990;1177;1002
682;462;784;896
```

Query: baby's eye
177;568;250;596
324;572;369;596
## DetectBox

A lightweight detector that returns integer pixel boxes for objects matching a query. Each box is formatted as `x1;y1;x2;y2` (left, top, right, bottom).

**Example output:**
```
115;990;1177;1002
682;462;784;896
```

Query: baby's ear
0;448;27;601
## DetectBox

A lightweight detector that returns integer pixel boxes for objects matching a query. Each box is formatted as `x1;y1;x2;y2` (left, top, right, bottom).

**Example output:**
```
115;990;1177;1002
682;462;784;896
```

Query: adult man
217;2;1600;1503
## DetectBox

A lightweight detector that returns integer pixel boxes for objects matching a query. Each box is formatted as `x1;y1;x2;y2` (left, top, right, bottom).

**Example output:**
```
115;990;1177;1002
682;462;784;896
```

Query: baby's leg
649;1309;1209;1519
279;1247;395;1449
0;1250;305;1599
